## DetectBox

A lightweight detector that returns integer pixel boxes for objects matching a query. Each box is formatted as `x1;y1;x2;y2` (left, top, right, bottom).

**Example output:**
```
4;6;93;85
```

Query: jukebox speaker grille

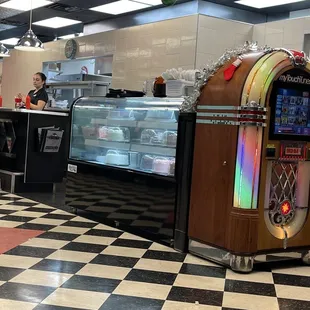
270;162;297;204
264;161;309;240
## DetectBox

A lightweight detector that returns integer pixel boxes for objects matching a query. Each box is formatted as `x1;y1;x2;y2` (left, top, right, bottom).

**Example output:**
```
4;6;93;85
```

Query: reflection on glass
70;97;182;177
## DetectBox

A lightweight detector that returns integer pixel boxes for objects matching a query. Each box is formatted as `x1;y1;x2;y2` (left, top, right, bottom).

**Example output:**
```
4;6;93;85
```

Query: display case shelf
131;143;176;157
90;118;178;130
85;139;131;151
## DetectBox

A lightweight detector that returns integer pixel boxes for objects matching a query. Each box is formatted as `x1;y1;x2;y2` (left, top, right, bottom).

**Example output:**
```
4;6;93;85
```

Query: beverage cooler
65;96;195;249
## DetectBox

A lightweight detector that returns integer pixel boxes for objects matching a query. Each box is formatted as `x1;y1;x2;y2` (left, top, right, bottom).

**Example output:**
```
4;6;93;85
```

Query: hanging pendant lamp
15;0;44;52
0;44;10;57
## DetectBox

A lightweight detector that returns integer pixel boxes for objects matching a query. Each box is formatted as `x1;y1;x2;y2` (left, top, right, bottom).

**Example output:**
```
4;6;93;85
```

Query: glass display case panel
70;96;182;177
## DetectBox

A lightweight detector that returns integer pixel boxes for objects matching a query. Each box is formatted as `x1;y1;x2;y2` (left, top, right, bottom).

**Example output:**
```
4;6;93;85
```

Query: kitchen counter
0;107;69;117
0;108;69;193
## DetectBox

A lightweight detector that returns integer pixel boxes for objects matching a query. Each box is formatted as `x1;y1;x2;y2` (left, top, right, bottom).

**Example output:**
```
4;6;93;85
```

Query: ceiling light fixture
33;17;82;29
15;0;44;52
0;44;10;57
90;0;150;15
0;0;52;11
235;0;306;9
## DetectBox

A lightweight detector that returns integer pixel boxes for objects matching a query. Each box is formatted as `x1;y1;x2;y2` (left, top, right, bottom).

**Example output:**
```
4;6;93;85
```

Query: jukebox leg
302;251;310;265
230;255;254;273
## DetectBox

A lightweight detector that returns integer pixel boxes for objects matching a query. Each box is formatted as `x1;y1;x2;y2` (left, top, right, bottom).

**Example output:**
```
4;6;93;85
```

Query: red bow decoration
290;50;306;65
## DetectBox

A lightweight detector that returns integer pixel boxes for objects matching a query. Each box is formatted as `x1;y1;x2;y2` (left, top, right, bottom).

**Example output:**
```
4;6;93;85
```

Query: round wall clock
65;39;78;59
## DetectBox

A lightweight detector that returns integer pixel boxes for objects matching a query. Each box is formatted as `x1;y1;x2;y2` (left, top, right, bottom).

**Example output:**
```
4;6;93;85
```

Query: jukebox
188;44;310;272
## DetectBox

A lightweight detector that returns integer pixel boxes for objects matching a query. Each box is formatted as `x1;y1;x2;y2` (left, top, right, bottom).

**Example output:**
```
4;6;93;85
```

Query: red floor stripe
0;227;44;254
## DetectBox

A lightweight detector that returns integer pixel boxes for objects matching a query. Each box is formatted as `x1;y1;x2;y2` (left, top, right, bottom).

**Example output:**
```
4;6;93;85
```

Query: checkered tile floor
0;192;309;310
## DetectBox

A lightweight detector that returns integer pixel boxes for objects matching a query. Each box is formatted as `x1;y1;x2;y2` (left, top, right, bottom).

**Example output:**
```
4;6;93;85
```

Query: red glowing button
280;200;292;216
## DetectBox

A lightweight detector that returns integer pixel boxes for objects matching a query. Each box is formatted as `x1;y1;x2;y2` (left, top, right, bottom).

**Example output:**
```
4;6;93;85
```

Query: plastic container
106;150;129;166
141;129;164;145
166;79;194;97
152;157;175;176
140;155;154;171
82;126;97;139
163;131;177;147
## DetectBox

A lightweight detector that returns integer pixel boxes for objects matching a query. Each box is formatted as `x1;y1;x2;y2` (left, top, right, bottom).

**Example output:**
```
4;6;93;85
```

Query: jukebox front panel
264;159;310;244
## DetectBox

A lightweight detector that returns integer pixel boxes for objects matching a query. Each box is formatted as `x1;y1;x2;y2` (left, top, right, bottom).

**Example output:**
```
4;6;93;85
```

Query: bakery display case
66;96;196;249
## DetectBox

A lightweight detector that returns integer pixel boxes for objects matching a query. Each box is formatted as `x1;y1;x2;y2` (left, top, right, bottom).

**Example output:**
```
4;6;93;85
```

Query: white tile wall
2;15;198;107
2;13;310;107
253;17;310;51
195;15;253;69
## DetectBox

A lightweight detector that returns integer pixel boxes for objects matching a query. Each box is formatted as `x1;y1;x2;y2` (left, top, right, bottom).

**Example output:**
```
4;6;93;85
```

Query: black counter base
0;169;54;193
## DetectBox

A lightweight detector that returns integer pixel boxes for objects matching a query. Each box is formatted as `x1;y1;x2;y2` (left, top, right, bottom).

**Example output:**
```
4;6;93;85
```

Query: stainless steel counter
0;107;69;117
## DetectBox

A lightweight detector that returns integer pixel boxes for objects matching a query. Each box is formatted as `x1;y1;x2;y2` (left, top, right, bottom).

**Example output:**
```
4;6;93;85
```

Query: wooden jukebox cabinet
188;47;310;272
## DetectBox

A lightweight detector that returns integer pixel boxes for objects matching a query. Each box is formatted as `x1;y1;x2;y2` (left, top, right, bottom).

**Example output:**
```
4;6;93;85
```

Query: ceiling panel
0;0;310;44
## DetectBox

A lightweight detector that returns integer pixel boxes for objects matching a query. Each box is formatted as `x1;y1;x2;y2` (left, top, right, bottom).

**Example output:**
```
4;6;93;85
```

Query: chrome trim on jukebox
197;105;238;110
189;239;310;272
196;119;266;127
197;105;267;112
302;251;310;265
197;112;266;119
189;239;231;266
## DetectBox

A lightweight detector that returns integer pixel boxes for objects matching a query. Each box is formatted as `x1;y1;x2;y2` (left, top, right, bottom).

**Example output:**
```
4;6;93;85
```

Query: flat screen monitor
270;81;310;141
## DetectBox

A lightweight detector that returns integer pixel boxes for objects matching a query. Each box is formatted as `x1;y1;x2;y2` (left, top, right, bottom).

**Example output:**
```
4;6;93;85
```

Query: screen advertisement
274;88;310;136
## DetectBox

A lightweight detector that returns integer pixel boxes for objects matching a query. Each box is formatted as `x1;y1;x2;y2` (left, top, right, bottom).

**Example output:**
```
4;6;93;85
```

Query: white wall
252;17;310;51
60;59;96;75
195;15;253;69
2;15;198;107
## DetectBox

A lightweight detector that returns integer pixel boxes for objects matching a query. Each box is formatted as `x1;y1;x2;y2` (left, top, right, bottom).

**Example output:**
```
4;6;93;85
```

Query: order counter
0;108;69;193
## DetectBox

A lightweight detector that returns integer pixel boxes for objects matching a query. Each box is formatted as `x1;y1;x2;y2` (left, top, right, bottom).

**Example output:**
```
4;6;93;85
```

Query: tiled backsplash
252;17;310;51
2;15;198;107
195;15;253;69
1;14;309;107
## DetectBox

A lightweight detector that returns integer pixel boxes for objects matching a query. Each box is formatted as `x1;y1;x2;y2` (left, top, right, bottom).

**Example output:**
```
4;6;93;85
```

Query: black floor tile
17;223;55;231
224;279;276;297
273;273;310;288
180;263;226;278
24;207;55;213
142;250;186;262
167;286;223;306
34;305;85;310
0;197;21;202
7;202;37;207
0;215;35;222
99;294;164;310
278;298;310;310
61;221;97;228
4;246;56;258
37;232;78;241
90;254;139;268
31;259;85;274
0;282;55;303
42;214;75;221
0;209;15;215
125;269;177;285
61;275;120;293
111;239;152;249
0;266;25;281
85;229;123;238
61;242;107;253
